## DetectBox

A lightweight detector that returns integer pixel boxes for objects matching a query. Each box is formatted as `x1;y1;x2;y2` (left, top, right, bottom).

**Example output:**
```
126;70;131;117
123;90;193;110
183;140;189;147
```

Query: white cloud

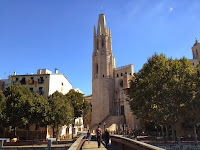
169;7;173;12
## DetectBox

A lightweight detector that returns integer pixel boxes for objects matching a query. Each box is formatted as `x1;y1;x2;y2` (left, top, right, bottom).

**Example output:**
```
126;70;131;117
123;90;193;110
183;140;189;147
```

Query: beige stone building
91;14;140;132
189;39;200;66
10;68;72;97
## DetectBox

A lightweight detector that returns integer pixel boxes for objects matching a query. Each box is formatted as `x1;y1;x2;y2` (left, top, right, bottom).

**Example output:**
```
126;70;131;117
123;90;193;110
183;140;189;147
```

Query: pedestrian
87;130;91;144
96;125;102;148
104;129;110;148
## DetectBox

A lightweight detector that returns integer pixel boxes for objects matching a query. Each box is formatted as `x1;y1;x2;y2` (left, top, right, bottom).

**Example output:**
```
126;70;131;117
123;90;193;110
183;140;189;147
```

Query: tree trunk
14;127;16;137
194;124;197;142
53;127;55;138
26;125;29;140
165;125;169;138
72;123;74;139
172;125;175;141
56;124;59;142
161;125;164;138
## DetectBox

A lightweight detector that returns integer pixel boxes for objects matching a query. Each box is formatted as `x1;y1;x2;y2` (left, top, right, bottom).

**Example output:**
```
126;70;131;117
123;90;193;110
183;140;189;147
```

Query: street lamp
103;122;106;134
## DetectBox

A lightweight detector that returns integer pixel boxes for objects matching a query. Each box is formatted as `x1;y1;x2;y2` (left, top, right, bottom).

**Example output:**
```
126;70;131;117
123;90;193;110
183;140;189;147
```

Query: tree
0;90;6;135
46;91;74;140
126;53;196;139
4;83;34;138
65;89;89;139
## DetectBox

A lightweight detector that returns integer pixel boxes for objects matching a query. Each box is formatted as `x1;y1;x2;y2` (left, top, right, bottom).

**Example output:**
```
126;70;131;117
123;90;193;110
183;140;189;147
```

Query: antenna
100;5;102;12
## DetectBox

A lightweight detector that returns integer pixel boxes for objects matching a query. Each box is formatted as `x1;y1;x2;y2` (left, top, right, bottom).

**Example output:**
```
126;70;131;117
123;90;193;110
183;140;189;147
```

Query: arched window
96;64;98;74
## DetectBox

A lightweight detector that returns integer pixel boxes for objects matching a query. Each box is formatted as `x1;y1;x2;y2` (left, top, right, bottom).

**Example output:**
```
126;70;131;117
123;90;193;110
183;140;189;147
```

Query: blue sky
0;0;200;95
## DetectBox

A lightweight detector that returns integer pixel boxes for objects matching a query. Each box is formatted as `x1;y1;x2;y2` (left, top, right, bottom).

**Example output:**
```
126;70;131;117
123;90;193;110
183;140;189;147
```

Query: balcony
20;80;26;85
38;79;44;84
28;79;35;85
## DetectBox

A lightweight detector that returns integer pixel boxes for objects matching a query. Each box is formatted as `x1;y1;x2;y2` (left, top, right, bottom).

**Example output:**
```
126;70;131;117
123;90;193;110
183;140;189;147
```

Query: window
130;73;132;75
196;50;198;56
125;72;127;74
117;74;119;77
119;80;123;88
121;106;124;115
38;77;44;83
29;77;34;84
15;77;19;82
20;77;26;84
38;87;43;94
29;87;33;92
103;75;104;77
39;87;43;92
193;63;195;66
121;73;123;76
96;64;98;74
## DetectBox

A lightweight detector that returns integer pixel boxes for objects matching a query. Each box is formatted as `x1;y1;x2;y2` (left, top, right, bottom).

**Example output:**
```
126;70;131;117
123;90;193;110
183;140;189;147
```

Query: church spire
108;26;111;37
97;14;107;35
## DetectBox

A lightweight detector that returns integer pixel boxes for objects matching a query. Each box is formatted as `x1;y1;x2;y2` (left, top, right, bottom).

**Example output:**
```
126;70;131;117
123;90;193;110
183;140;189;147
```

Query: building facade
10;68;72;97
92;14;140;131
6;68;85;139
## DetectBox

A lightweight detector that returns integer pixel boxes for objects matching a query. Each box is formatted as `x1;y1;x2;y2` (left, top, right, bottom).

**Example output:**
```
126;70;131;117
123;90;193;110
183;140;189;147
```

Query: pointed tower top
94;25;96;37
108;26;111;37
97;14;107;35
194;38;199;46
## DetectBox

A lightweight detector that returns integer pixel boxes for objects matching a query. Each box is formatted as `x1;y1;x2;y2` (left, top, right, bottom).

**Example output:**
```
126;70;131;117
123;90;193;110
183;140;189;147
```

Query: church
90;14;140;131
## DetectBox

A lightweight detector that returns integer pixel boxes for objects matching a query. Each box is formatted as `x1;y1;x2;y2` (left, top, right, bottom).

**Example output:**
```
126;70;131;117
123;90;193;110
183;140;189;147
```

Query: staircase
89;115;124;132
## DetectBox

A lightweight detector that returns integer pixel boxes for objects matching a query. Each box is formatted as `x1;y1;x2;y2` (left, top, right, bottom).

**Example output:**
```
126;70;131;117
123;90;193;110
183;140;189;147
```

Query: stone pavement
82;140;121;150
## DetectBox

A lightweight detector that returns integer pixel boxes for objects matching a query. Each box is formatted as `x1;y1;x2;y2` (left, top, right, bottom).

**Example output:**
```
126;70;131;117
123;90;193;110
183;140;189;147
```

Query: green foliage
4;83;34;130
0;90;6;130
46;91;74;128
31;94;49;126
126;53;197;127
65;89;89;119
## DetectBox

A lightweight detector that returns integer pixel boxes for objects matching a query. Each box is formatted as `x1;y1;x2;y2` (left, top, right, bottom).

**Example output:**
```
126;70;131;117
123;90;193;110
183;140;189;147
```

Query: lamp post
103;122;106;134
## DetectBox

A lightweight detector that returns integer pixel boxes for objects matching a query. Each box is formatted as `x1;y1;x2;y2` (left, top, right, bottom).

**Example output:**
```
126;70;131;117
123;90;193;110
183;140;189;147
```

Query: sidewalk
82;140;121;150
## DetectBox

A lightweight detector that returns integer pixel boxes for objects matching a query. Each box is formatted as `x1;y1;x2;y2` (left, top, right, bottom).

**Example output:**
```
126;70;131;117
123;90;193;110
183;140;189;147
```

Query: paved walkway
82;140;121;150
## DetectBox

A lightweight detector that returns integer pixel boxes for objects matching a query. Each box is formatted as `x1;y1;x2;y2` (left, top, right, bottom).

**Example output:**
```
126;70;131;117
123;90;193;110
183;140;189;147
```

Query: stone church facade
91;14;140;131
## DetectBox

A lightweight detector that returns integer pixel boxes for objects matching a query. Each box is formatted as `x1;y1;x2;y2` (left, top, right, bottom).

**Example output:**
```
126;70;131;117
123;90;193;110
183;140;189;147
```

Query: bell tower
192;39;200;59
92;14;115;125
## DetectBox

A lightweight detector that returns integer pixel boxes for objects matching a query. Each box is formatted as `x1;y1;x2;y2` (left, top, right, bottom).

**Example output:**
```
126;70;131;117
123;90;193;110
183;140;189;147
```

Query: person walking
87;130;91;144
96;125;102;148
104;129;110;148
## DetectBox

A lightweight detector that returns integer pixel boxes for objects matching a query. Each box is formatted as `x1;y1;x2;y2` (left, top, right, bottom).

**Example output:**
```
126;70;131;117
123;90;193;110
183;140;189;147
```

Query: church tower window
96;64;98;74
119;80;123;88
196;50;198;56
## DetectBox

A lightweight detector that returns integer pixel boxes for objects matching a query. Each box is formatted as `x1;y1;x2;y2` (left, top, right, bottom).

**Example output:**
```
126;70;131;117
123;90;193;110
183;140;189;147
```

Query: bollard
47;139;52;150
0;140;3;148
177;137;181;145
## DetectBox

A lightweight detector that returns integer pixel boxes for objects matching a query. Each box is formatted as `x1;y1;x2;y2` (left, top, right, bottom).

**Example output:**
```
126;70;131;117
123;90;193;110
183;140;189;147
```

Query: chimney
55;68;58;74
14;71;16;75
